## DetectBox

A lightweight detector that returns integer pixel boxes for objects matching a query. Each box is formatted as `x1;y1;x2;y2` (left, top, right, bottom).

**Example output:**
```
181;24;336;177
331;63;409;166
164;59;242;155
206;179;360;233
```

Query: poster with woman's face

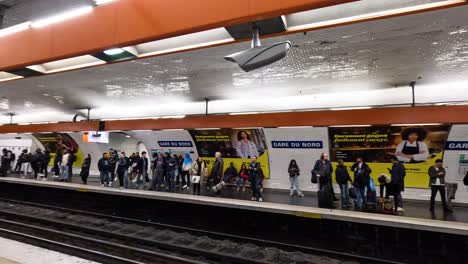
328;125;450;188
188;128;269;178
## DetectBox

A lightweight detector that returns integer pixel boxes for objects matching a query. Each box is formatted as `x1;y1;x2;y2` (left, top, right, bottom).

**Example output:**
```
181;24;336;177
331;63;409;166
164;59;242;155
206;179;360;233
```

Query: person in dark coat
351;156;371;210
116;152;130;188
312;153;338;200
249;156;263;202
428;159;451;212
41;150;51;179
98;153;110;186
136;151;149;187
165;152;176;191
335;159;352;208
31;149;44;180
388;157;406;212
210;152;224;189
53;151;62;176
0;148;12;177
67;149;77;183
80;154;91;184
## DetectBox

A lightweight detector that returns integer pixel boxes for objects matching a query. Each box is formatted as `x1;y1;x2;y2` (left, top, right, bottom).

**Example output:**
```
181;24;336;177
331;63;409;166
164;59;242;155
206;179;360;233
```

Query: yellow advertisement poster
33;133;84;167
189;129;269;179
329;125;450;188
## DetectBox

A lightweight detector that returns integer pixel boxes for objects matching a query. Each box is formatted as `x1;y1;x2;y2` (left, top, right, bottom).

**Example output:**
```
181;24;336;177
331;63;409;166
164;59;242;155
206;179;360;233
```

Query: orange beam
0;121;99;134
104;105;468;131
0;0;356;71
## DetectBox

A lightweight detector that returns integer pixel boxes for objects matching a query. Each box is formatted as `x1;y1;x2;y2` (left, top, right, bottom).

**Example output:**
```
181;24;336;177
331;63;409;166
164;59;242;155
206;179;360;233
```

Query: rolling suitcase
318;185;334;209
364;189;377;212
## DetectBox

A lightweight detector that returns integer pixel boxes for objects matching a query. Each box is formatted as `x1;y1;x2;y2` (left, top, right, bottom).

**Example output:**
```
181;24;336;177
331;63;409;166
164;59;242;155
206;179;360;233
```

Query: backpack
464;171;468;186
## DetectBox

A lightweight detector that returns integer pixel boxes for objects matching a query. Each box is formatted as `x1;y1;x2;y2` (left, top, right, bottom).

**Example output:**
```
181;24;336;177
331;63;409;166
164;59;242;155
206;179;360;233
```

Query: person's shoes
236;187;240;191
289;192;293;197
108;183;113;187
242;187;246;192
397;207;405;212
443;207;453;213
183;185;188;190
251;197;256;201
100;184;105;187
298;193;304;197
429;207;434;212
258;198;263;202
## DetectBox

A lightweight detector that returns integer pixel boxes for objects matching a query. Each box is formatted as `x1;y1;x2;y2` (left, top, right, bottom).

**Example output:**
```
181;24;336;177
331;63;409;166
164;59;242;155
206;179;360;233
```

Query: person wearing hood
181;152;193;190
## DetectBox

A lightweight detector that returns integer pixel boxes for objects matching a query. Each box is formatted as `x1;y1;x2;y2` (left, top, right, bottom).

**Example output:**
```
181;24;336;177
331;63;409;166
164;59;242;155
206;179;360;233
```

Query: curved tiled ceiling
0;2;467;123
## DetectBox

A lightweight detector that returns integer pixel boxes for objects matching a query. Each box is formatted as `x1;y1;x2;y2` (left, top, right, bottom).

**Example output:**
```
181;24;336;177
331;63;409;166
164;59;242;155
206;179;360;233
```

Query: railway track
0;198;405;264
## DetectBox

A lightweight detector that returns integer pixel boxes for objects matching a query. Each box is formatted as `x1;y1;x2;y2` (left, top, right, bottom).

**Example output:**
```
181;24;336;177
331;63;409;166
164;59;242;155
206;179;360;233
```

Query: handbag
311;170;318;184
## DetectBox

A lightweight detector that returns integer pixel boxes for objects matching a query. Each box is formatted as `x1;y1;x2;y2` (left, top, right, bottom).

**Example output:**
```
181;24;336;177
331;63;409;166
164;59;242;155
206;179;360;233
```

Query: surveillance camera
224;27;291;72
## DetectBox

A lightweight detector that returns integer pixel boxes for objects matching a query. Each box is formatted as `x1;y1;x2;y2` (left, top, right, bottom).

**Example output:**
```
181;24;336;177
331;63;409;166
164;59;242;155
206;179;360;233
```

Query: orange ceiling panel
0;0;356;71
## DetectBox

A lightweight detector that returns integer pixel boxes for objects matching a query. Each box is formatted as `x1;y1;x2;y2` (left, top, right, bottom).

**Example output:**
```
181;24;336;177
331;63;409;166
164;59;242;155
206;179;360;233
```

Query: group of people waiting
0;148;52;180
93;150;265;201
288;152;454;213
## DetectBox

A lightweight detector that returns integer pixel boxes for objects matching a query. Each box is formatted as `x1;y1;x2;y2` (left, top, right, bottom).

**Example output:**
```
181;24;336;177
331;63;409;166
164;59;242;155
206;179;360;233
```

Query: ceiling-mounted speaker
224;27;291;72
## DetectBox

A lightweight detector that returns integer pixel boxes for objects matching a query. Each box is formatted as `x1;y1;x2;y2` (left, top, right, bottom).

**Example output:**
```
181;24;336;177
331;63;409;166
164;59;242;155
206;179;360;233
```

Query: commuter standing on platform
388;157;406;212
116;152;130;189
210;152;224;189
351;156;371;210
1;148;12;177
41;150;51;180
31;149;43;180
136;151;149;187
80;154;91;184
190;169;201;195
181;152;193;190
19;149;31;177
165;152;177;191
60;149;70;182
428;159;452;213
249;156;263;202
288;159;303;197
312;153;337;200
192;157;207;190
98;153;110;187
109;148;118;182
53;151;62;177
335;159;352;208
67;148;77;183
151;152;165;190
14;149;26;173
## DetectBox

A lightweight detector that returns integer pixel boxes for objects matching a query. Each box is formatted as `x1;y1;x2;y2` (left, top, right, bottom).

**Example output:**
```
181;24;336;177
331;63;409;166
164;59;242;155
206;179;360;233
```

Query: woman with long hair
288;159;304;197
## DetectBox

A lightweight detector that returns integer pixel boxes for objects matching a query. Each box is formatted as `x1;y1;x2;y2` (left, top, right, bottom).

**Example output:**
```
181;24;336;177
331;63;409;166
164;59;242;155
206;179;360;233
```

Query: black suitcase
318;185;334;209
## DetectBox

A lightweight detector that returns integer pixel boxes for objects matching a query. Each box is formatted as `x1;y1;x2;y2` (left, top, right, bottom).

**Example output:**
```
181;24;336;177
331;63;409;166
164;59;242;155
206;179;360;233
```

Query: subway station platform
1;177;468;263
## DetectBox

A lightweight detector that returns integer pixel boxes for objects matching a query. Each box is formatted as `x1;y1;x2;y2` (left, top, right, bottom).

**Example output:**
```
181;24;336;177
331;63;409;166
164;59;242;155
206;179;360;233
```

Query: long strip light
95;0;118;6
330;106;372;111
31;6;94;28
391;123;443;126
0;22;31;38
0;72;24;82
288;0;467;32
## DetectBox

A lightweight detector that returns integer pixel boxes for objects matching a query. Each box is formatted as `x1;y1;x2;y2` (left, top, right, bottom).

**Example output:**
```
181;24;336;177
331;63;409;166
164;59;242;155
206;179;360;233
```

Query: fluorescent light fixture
160;115;186;119
0;72;24;82
288;0;466;32
162;129;184;131
229;112;260;115
330;106;372;111
31;6;93;28
330;125;372;127
27;55;106;74
125;135;131;138
277;126;314;128
194;128;221;130
391;123;443;126
136;28;234;58
0;22;31;37
95;0;117;6
103;48;125;55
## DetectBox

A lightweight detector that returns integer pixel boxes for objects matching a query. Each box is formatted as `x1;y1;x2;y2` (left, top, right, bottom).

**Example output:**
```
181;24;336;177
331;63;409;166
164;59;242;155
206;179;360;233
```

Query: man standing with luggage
428;159;452;213
312;153;337;200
